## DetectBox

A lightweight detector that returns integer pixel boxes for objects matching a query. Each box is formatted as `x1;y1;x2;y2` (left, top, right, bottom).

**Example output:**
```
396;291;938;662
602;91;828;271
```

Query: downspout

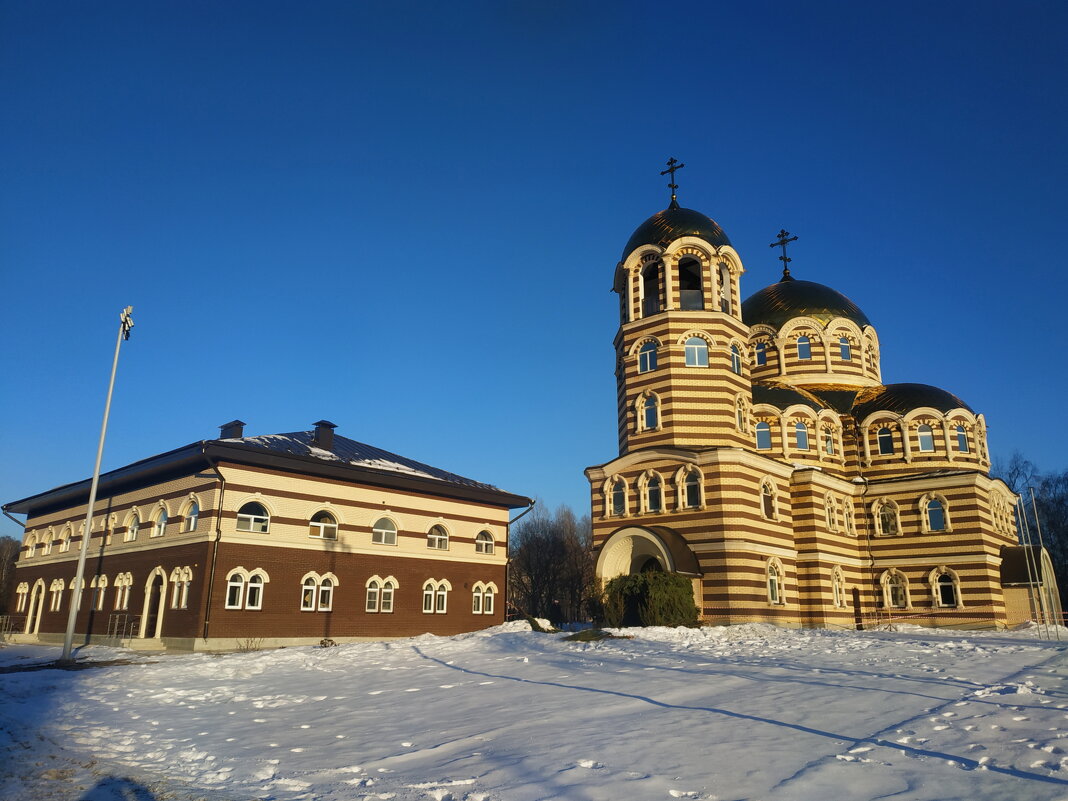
201;447;226;642
505;499;536;618
2;508;26;534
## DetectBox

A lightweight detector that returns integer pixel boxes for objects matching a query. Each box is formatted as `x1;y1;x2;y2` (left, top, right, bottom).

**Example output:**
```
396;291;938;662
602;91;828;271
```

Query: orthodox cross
660;157;685;207
770;229;798;279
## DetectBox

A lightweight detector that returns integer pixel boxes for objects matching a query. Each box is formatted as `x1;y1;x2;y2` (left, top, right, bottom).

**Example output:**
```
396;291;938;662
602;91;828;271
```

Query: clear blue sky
2;1;1066;537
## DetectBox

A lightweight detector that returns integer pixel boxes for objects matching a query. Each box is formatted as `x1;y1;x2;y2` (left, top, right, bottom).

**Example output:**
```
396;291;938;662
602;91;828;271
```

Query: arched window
642;262;662;316
678;257;703;310
796;336;812;361
832;567;845;608
475;531;494;554
372;517;397;545
366;579;380;612
825;496;837;531
917;424;935;452
381;578;396;613
755;422;772;450
152;509;168;538
839;337;851;360
736;398;748;432
643;395;659;431
301;577;317;611
236;502;269;533
246;574;264;610
184;501;199;532
767;561;783;604
611;478;626;516
877;501;899;536
926;498;947;532
646;474;662;513
482;584;495;615
684;336;709;367
684;470;701;509
883;571;908;609
823;428;836;455
226;573;245;609
125;512;140;542
300;573;337;612
730;344;742;375
795;422;810;451
956;425;970;453
638;341;658;373
59;526;72;553
309;511;338;540
761;482;776;520
936;572;959;607
423;579;450;614
719;263;731;313
877;427;895;455
755;342;767;366
844;500;856;536
427;525;449;550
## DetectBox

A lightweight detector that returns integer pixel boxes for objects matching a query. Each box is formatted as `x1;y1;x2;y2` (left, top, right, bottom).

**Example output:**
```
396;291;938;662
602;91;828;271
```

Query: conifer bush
601;572;698;627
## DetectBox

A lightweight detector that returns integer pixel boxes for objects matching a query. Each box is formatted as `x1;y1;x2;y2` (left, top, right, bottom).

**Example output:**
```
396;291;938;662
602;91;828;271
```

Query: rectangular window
301;585;316;611
423;588;435;613
472;593;482;614
483;592;494;615
246;582;262;610
226;582;243;609
435;588;447;613
318;585;333;612
366;586;379;613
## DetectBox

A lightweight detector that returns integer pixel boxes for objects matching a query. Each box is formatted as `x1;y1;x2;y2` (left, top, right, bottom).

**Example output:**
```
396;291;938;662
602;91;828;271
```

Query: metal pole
60;306;133;663
1030;487;1060;641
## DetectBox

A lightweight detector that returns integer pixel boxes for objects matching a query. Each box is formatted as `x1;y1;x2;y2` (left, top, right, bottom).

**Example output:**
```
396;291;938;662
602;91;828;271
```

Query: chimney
218;420;246;439
312;420;337;451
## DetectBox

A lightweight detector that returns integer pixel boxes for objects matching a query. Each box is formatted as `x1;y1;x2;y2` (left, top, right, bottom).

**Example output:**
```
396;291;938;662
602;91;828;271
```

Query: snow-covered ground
2;623;1068;801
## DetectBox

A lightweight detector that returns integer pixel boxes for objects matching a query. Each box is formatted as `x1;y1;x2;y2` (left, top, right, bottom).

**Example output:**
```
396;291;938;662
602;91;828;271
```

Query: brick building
586;190;1059;629
5;420;531;650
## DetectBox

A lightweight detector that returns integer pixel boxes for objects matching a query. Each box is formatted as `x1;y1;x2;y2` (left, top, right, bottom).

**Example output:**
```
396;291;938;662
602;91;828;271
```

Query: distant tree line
993;452;1068;609
0;536;19;615
508;504;595;625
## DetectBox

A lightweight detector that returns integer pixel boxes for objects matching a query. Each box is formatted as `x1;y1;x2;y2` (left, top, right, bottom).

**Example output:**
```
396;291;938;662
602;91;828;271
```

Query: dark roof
5;429;531;518
752;383;826;412
622;205;731;259
851;383;974;419
221;431;499;492
1001;545;1049;586
742;278;872;330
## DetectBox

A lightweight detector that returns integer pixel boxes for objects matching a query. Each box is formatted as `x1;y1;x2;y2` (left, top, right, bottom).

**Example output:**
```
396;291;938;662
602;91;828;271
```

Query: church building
5;420;530;650
586;166;1059;629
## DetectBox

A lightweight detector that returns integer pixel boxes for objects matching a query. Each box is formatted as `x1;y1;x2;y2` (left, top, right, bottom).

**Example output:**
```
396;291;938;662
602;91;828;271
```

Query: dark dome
622;205;731;259
851;383;974;420
752;383;825;412
742;278;872;330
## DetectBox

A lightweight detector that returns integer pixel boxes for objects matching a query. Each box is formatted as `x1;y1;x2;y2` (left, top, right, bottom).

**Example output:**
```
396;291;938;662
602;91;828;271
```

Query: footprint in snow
577;760;603;769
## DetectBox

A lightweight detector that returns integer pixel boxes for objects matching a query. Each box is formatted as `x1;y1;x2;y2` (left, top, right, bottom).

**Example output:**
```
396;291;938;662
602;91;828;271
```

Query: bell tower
612;161;751;456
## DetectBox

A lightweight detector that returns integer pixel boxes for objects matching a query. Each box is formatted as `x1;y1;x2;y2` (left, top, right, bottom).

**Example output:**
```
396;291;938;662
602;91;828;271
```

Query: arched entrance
595;525;702;582
139;569;167;639
25;579;45;635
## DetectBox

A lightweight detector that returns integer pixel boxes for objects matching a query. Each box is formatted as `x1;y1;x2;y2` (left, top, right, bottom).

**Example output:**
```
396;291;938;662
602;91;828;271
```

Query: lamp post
60;306;134;663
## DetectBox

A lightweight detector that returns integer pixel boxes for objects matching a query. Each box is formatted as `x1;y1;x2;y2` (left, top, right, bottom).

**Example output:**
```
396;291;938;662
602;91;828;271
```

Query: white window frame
839;337;851;360
184;501;199;532
366;580;380;613
730;344;742;375
956;425;970;453
917;424;935;453
226;575;245;609
152;509;168;538
795;422;810;451
427;525;449;550
796;335;812;360
236;502;270;534
125;514;140;542
637;341;658;373
475;531;494;554
684;337;709;367
309;511;339;540
246;575;264;610
372;517;398;545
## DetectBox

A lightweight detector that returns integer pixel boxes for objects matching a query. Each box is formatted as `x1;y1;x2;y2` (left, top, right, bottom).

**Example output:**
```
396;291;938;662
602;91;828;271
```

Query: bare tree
0;536;19;615
509;504;594;624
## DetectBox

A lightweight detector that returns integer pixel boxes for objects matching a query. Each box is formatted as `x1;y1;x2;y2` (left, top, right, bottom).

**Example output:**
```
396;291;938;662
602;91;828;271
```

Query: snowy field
2;623;1068;801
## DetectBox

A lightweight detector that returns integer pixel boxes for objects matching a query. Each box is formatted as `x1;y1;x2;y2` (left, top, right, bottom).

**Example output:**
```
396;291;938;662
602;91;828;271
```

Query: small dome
622;205;731;260
742;278;872;330
851;383;974;420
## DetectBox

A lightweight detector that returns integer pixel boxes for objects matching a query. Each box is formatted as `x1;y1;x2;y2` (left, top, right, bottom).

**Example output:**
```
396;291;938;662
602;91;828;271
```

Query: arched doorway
139;569;166;639
596;525;702;582
25;579;45;635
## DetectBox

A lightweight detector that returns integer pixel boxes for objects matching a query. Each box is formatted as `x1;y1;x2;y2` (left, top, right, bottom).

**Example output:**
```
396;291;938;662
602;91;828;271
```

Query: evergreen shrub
601;572;698;627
